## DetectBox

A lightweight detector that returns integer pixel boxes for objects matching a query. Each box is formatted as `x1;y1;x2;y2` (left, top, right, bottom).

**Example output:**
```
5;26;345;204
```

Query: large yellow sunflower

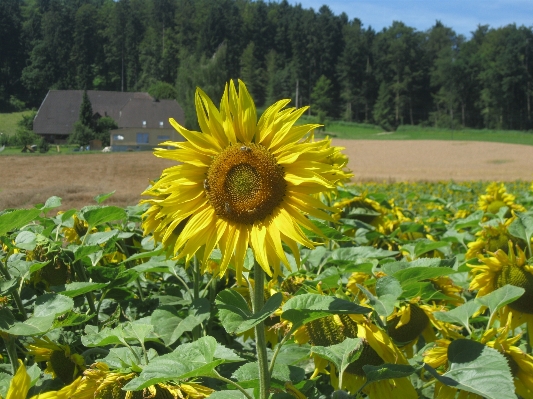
142;80;349;279
478;182;525;215
469;243;533;342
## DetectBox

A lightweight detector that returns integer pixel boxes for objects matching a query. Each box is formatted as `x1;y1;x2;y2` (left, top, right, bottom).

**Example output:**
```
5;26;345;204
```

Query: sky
286;0;533;38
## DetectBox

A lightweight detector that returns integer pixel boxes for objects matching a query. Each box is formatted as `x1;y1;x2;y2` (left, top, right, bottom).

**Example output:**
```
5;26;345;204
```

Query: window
157;135;170;142
136;133;149;144
112;134;124;141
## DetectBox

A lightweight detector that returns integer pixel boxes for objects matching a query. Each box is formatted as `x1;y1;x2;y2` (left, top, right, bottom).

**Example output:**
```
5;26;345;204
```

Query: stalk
252;262;270;399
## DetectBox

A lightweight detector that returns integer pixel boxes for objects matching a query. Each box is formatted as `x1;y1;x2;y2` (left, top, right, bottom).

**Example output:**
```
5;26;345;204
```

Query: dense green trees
2;0;533;131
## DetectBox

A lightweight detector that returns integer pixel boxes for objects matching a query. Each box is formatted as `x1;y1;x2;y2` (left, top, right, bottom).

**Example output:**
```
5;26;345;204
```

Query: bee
240;145;252;152
203;179;210;190
224;202;232;214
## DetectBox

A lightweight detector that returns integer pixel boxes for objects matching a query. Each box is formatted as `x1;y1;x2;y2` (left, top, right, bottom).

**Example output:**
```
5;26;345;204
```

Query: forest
1;0;533;131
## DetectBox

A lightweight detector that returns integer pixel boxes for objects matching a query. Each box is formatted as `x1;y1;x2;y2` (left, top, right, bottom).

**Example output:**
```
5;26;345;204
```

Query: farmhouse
33;90;185;150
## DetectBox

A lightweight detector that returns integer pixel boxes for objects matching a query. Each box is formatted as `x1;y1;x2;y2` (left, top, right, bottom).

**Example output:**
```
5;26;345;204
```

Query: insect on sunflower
142;80;350;280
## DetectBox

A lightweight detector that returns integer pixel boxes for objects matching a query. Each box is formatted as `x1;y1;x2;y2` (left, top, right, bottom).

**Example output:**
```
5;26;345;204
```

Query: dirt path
1;140;532;210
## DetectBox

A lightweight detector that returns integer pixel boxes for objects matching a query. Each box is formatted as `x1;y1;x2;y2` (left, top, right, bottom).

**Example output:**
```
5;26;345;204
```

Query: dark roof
33;90;184;135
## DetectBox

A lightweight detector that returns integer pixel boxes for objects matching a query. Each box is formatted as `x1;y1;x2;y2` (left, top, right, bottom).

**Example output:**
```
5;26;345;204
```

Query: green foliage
94;116;118;146
79;90;94;129
147;81;178;100
38;136;49;153
311;75;334;117
69;121;94;147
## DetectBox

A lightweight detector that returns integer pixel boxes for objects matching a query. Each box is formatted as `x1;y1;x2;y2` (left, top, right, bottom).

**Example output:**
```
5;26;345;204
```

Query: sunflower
469;242;533;342
3;360;30;399
294;314;417;398
66;362;213;399
478;182;525;215
465;218;518;260
25;337;85;384
142;80;349;280
481;320;533;399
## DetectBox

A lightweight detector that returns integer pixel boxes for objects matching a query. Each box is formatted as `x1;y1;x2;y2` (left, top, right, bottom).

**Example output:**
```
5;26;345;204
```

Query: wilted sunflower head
26;337;85;384
465;220;516;260
333;193;385;225
141;80;350;280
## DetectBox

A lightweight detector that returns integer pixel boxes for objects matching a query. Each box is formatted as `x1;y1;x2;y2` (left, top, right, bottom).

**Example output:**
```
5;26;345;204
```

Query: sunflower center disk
497;263;533;314
206;144;286;224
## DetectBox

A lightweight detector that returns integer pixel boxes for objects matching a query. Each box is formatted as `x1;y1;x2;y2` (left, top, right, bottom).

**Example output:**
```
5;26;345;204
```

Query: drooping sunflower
465;218;519;260
3;360;31;399
142;80;350;279
469;242;533;342
25;337;85;384
478;182;526;215
64;362;213;399
294;314;418;398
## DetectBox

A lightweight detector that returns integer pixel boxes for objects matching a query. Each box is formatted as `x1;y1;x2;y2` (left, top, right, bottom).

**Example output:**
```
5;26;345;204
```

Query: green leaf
413;240;449;258
281;294;371;329
83;230;119;246
475;284;525;316
151;307;203;346
311;338;363;381
52;312;95;328
430;339;516;399
122;337;242;391
332;246;398;260
0;208;41;236
233;361;306;385
433;300;480;331
508;211;533;255
40;196;62;212
363;363;419;383
83;206;126;228
0;309;15;331
0;278;18;296
356;284;396;317
303;220;353;242
94;191;116;204
14;231;37;251
375;276;402;298
34;293;74;318
52;282;108;297
8;315;55;336
392;265;456;286
72;244;102;262
208;390;255;399
216;290;282;334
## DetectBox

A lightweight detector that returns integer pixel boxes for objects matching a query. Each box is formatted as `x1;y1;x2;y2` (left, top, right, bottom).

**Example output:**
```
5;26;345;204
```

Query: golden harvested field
1;139;533;210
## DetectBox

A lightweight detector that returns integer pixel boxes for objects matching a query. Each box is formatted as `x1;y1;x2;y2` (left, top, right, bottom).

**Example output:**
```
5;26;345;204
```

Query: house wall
109;127;183;151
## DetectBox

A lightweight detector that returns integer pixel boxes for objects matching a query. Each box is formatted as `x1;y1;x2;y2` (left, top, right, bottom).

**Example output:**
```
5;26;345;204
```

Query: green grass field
295;115;533;146
0;111;34;137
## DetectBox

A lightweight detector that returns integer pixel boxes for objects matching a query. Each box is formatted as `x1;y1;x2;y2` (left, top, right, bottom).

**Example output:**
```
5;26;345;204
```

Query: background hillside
2;0;533;132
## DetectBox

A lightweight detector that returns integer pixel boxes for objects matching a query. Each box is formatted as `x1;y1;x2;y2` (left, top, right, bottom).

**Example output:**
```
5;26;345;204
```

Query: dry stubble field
1;139;533;210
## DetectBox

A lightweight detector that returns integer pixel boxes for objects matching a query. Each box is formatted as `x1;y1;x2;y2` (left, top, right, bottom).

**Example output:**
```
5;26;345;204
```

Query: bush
69;121;95;147
94;116;118;146
38;137;49;153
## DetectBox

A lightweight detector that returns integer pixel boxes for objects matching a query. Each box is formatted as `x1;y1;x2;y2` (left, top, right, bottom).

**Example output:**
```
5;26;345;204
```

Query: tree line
1;0;533;131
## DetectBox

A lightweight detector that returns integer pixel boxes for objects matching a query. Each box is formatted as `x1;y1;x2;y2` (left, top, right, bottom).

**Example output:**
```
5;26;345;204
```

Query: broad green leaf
52;282;108;297
429;339;515;399
52;312;95;328
281;294;371;329
392;266;456;286
72;244;102;262
14;231;37;250
0;278;18;296
375;276;402;298
123;337;241;391
0;309;15;331
94;191;116;204
151;307;203;346
233;361;306;385
208;391;255;399
216;290;282;334
413;240;449;258
357;284;396;317
123;323;154;346
103;347;146;369
381;257;455;275
433;300;480;331
332;246;398;260
8;315;55;336
0;208;41;236
34;293;74;318
311;338;363;382
475;284;525;317
83;230;119;246
363;363;419;383
40;196;62;212
508;211;533;255
83;206;126;228
121;248;164;264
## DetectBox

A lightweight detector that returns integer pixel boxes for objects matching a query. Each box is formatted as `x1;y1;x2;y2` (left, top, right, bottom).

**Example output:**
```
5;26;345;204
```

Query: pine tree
79;90;94;129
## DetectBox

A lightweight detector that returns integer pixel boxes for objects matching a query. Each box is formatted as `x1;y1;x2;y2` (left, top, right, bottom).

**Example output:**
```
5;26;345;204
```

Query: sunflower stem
73;261;97;315
253;262;271;399
192;255;201;341
212;372;254;399
0;259;27;320
268;329;291;375
1;333;19;373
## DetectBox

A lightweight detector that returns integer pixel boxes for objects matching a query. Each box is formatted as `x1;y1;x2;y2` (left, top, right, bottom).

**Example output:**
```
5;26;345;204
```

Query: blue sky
286;0;533;38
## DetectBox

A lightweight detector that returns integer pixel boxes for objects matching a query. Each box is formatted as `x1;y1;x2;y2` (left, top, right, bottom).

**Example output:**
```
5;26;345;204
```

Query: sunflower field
2;82;533;399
